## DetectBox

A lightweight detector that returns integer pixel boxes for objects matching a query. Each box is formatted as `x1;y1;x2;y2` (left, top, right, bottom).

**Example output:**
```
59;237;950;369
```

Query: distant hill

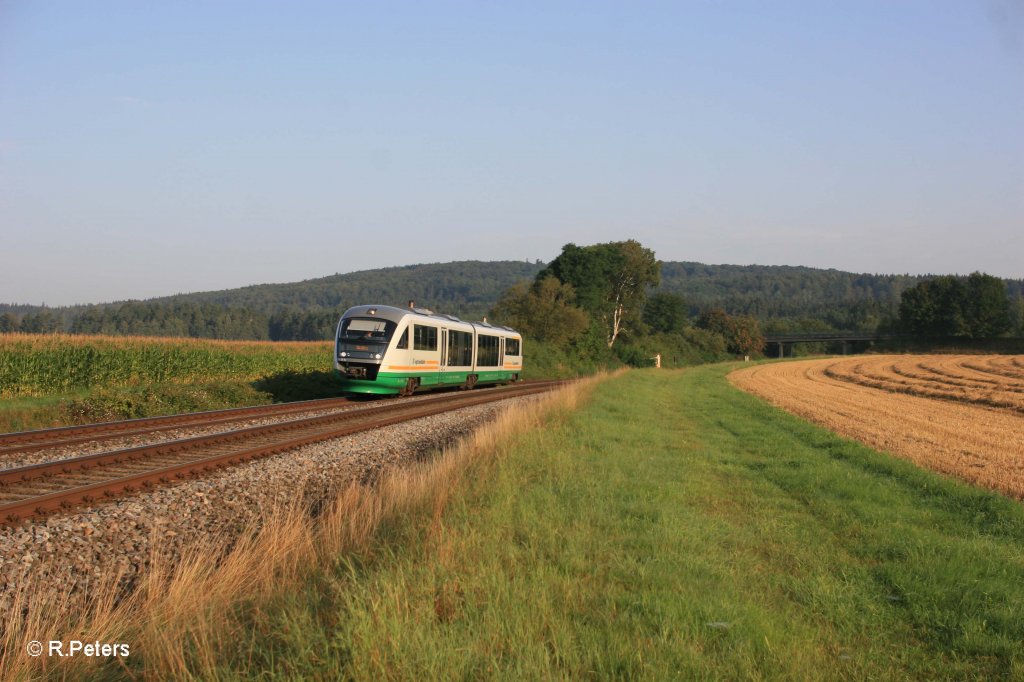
149;260;1024;322
0;261;547;339
662;263;916;327
2;260;1021;339
148;260;546;319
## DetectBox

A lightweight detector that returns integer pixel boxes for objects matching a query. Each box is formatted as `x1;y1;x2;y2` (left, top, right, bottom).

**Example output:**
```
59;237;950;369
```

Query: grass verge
0;381;274;433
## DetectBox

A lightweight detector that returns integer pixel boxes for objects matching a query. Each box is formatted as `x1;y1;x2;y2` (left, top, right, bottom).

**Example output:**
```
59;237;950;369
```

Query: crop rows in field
729;355;1024;500
821;355;1024;413
0;334;333;398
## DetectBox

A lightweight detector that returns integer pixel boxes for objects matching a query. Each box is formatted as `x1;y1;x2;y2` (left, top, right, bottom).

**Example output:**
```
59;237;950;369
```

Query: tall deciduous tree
963;272;1012;338
0;313;18;333
899;276;965;336
1011;295;1024;337
899;272;1010;339
697;308;765;356
540;240;660;348
19;310;61;334
643;293;688;334
489;276;589;348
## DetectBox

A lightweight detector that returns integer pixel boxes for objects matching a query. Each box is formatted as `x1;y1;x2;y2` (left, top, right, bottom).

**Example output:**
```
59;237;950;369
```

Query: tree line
489;240;766;368
898;272;1014;339
0;303;340;341
2;256;1021;345
488;242;1021;368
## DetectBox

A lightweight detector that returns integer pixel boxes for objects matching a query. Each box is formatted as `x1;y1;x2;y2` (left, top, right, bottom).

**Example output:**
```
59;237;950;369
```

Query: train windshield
338;317;397;344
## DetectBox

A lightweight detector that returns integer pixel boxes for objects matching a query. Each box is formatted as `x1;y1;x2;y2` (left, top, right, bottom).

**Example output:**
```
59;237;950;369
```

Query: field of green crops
0;333;333;398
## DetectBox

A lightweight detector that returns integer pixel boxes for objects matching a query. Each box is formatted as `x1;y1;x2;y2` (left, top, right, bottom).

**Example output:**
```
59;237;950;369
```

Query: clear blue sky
2;1;1022;306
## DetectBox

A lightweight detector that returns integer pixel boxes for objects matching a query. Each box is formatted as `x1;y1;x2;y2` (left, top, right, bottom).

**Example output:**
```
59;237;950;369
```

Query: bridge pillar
841;341;849;355
778;342;785;359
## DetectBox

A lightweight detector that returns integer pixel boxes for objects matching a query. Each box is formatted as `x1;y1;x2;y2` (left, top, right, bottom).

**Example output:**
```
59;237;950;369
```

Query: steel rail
0;396;357;455
0;381;562;525
0;380;557;456
0;382;558;485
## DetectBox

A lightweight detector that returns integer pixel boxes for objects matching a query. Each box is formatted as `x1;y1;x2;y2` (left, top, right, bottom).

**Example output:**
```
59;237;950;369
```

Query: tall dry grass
1;377;599;680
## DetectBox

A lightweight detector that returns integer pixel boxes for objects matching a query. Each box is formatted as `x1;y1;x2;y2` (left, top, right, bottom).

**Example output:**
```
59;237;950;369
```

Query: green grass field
178;364;1024;680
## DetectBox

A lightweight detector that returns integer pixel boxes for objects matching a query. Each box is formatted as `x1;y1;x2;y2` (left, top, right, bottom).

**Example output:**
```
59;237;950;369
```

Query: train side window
447;330;472;366
477;334;500;366
414;325;438;351
396;326;409;349
506;338;520;356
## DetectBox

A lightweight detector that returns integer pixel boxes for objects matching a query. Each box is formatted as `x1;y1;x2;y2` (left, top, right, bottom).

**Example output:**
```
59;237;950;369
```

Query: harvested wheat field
729;355;1024;500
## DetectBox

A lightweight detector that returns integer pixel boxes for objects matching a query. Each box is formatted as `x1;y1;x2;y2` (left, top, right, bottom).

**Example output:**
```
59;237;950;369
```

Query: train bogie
334;305;523;396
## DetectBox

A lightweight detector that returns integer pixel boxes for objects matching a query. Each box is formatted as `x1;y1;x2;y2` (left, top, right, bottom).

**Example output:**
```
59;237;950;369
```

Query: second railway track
0;381;563;526
0;395;360;457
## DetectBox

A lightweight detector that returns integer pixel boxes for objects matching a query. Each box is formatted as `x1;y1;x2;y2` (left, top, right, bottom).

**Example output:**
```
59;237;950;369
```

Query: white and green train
334;304;523;396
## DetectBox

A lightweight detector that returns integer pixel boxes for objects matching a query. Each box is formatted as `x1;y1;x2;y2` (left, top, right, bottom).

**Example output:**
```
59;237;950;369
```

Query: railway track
0;381;562;526
0;396;358;457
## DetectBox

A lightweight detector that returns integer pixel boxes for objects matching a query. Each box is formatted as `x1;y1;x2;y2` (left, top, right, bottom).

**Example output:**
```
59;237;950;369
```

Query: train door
439;327;448;384
499;337;505;370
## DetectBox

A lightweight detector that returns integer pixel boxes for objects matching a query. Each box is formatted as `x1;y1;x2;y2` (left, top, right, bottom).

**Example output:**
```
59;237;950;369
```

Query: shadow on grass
252;370;353;403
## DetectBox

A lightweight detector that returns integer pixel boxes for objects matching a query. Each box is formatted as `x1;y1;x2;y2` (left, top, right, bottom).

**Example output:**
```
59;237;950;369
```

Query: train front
334;305;403;394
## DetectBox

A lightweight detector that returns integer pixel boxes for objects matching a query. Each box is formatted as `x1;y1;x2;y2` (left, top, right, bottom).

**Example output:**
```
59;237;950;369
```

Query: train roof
341;305;520;335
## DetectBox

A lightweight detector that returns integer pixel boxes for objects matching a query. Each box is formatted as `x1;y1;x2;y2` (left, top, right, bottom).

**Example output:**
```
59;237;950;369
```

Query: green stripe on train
337;370;518;395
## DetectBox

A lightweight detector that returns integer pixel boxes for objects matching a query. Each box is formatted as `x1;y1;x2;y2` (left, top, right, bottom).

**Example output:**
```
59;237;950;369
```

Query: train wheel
400;378;419;397
463;374;478;391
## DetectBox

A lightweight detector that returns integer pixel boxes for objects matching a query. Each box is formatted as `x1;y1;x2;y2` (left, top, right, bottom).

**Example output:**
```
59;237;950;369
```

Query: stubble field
729;355;1024;500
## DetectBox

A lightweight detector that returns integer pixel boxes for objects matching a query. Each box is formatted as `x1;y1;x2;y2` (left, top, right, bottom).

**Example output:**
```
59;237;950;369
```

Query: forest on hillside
3;260;1022;341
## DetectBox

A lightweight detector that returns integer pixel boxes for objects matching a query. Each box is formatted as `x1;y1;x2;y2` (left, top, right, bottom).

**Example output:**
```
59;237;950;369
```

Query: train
334;304;523;395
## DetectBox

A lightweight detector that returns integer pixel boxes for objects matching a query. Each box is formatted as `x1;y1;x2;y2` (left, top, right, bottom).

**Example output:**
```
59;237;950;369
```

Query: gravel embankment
0;396;533;617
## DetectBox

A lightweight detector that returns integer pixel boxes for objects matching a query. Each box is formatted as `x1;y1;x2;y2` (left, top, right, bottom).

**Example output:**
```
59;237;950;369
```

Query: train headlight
339;351;348;358
375;353;382;359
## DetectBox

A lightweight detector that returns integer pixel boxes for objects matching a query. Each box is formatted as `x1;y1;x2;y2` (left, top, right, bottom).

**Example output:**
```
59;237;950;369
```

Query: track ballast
0;381;562;526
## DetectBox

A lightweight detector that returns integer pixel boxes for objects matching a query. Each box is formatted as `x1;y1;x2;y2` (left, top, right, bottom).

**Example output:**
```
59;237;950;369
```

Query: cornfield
0;333;333;398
